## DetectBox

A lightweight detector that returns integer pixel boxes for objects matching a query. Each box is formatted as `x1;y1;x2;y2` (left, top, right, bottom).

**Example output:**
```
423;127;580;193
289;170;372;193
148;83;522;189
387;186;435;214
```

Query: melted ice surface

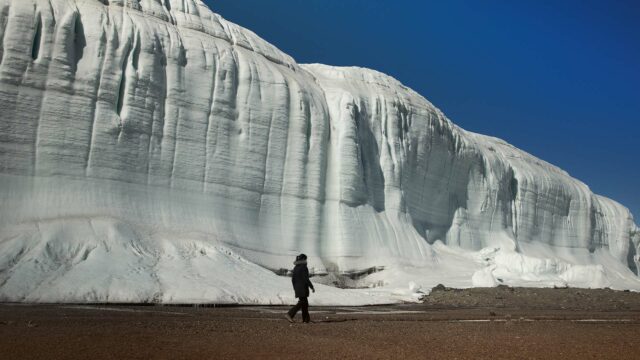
0;0;638;304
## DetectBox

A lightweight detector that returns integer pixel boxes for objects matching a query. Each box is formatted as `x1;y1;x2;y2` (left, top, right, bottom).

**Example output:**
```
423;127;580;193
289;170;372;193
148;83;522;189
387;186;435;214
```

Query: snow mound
0;216;418;305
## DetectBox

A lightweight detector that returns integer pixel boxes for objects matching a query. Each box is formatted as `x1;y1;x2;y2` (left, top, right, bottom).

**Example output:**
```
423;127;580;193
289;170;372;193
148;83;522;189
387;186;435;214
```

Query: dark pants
288;297;310;323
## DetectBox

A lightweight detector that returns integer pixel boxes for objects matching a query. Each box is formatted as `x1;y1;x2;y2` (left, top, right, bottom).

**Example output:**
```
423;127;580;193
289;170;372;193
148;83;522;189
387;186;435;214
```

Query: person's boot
285;314;294;323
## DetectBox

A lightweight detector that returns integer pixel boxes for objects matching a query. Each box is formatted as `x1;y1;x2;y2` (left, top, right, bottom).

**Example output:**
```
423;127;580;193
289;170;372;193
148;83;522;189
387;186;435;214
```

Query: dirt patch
1;287;640;359
424;285;640;311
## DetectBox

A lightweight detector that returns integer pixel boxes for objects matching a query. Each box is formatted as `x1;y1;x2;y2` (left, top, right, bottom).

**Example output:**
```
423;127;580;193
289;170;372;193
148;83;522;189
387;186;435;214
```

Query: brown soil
1;287;640;359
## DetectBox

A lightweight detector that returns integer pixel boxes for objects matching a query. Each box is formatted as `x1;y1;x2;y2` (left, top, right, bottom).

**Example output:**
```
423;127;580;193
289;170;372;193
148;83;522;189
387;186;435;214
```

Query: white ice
0;0;638;304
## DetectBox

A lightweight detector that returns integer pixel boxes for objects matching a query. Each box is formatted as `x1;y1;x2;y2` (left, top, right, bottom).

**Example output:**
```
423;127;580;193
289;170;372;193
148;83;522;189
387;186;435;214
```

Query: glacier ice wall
0;0;638;303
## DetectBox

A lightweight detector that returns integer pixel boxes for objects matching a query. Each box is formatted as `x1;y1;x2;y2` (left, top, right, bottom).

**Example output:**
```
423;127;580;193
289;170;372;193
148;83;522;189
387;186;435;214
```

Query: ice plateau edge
0;0;638;304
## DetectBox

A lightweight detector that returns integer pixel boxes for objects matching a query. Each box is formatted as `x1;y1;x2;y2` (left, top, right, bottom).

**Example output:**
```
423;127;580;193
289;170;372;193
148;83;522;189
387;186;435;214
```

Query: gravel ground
1;287;640;359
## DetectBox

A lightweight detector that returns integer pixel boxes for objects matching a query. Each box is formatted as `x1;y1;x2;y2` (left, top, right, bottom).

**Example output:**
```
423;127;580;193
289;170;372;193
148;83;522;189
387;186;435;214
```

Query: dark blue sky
208;0;639;220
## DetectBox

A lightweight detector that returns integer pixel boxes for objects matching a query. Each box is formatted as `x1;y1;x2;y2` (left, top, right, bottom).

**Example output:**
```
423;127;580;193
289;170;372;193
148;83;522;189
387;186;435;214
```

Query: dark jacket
292;261;314;298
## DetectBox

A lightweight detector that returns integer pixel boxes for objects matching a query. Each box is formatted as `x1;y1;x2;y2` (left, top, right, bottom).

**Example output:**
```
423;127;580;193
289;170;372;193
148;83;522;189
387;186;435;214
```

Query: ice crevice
0;0;639;305
30;13;42;61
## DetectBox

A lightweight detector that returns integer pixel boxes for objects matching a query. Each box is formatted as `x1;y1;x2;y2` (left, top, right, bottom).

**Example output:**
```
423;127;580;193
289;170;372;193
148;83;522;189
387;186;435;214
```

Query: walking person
286;254;315;323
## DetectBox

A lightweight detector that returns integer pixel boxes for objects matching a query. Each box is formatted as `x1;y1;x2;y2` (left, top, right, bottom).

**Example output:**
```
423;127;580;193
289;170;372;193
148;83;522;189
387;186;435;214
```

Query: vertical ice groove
168;108;179;188
304;94;311;155
31;13;42;61
71;12;85;73
0;6;6;66
31;1;57;177
131;31;140;70
46;0;56;25
167;31;188;188
191;0;200;17
115;50;128;119
156;28;175;186
85;17;110;175
144;32;159;184
277;76;292;246
115;19;133;123
202;40;218;192
155;33;167;141
260;110;275;199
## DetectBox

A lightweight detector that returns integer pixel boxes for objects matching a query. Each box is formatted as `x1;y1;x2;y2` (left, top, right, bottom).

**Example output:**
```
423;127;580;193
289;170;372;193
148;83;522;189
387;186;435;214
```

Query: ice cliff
0;0;638;304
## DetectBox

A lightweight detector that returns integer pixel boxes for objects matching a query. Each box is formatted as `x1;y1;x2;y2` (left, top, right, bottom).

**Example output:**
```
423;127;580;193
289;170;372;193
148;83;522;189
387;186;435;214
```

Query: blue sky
208;0;639;220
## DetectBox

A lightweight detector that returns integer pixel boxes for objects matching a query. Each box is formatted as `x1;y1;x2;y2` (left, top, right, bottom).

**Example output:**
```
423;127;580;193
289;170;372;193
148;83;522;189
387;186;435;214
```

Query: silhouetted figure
286;254;315;323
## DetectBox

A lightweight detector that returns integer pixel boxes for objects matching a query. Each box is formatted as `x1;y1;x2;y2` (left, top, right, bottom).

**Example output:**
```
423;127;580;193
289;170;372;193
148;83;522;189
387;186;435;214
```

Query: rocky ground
1;286;640;359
